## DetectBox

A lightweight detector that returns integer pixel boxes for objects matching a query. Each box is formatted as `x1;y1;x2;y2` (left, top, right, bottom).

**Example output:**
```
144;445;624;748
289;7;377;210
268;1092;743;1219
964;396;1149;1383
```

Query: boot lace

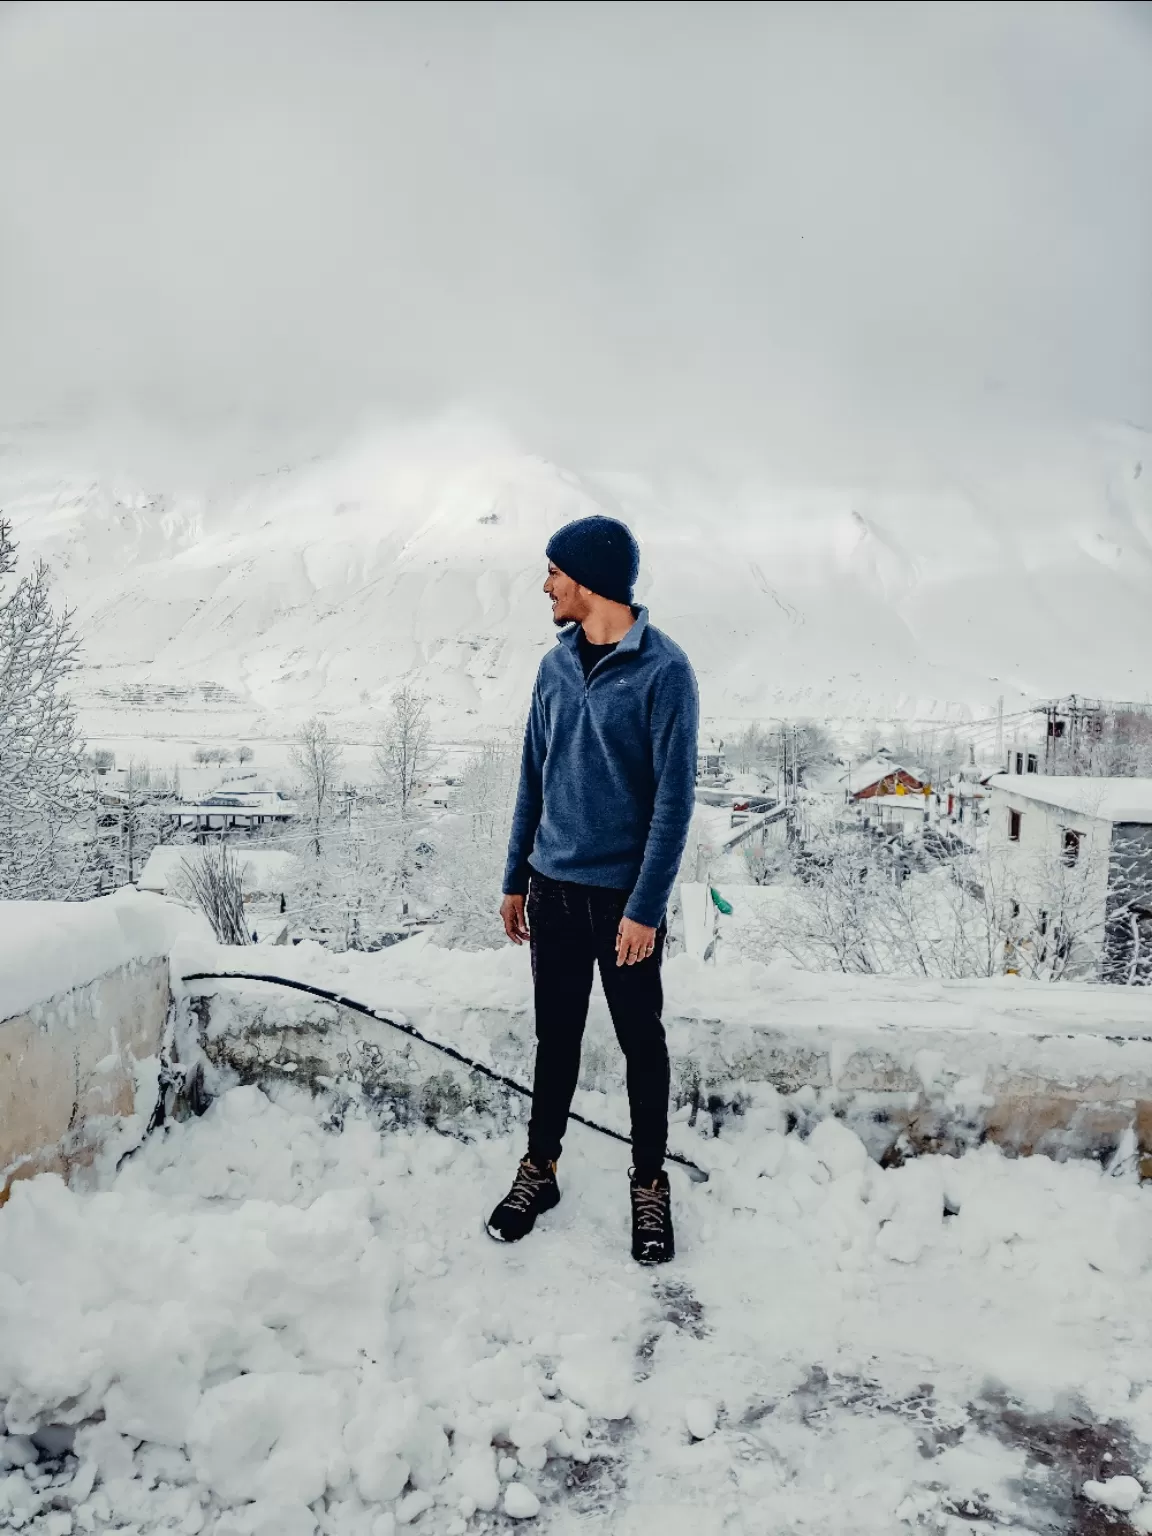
633;1181;668;1234
504;1159;552;1214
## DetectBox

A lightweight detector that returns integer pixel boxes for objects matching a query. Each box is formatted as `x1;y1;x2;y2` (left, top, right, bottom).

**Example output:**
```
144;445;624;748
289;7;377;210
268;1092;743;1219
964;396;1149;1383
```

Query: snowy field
4;1078;1152;1535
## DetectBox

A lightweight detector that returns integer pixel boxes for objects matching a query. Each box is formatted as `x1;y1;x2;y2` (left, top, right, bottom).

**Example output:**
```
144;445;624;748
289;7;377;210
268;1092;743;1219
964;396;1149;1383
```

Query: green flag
710;886;733;915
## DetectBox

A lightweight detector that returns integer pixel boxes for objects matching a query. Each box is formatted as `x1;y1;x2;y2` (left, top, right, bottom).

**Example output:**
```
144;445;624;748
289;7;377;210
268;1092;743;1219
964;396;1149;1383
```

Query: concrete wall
0;957;170;1203
181;976;1152;1172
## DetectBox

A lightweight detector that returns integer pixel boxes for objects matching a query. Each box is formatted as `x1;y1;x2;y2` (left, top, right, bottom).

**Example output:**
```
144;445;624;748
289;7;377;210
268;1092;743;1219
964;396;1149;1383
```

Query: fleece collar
558;605;649;661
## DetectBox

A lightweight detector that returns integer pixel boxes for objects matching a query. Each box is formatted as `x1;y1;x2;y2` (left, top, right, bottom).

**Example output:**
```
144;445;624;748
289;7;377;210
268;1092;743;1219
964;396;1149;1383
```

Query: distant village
83;693;1152;986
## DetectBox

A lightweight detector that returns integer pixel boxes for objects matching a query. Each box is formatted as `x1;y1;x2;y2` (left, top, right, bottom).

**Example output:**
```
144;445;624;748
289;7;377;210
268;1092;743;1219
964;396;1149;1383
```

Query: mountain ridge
3;421;1150;737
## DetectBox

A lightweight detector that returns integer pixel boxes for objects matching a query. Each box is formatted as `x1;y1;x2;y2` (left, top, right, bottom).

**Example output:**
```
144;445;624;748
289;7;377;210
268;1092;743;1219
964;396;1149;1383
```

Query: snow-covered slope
2;420;1150;737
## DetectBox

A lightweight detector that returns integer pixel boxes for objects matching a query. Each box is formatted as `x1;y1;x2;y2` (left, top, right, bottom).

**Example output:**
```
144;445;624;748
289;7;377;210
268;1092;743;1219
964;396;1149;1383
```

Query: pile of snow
3;1081;1152;1531
0;888;206;1021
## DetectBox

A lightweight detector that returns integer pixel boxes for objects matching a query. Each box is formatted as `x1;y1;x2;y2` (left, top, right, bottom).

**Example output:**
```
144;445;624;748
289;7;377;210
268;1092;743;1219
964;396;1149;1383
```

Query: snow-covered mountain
2;420;1150;740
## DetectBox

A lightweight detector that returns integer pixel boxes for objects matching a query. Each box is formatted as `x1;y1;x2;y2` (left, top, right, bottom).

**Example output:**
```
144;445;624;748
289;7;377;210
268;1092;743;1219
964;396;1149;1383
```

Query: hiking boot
631;1168;675;1264
486;1157;560;1243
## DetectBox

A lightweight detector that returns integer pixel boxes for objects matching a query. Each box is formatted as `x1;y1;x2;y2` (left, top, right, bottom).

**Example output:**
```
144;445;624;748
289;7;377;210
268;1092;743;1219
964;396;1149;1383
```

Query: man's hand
616;916;657;966
501;893;530;945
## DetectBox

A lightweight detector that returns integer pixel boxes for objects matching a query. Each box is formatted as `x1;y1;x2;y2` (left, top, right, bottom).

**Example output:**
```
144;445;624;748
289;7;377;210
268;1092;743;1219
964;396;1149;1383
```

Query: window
1027;754;1038;774
1015;752;1024;774
1063;829;1081;866
1009;809;1022;842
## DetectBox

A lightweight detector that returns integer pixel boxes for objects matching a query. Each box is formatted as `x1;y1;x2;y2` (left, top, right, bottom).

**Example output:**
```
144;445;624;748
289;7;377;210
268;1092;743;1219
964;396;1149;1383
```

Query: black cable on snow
181;970;710;1183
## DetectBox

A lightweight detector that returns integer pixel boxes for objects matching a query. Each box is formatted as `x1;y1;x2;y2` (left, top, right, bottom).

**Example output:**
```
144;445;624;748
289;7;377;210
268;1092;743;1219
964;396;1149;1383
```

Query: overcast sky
0;1;1149;480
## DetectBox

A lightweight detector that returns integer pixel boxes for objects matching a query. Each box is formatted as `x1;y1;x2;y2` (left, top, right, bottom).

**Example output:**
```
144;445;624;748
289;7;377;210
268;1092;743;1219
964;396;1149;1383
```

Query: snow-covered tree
373;687;437;918
374;685;434;813
431;736;518;948
0;518;88;899
742;819;1130;983
290;717;345;857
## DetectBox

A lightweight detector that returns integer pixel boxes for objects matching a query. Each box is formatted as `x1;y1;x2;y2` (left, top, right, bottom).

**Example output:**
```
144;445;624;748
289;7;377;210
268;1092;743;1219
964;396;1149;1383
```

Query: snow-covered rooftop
138;846;298;895
988;774;1152;823
842;758;927;792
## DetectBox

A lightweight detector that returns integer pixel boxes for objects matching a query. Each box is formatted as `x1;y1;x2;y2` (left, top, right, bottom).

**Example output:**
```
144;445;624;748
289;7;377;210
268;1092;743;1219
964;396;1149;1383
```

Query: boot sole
634;1246;675;1265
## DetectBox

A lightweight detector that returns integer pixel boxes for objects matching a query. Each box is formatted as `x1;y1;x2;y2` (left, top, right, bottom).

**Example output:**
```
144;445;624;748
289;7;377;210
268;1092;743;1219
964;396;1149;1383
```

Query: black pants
526;869;669;1177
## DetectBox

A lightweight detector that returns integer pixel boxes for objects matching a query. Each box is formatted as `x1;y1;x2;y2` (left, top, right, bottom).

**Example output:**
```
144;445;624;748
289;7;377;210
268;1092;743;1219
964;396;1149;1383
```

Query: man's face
543;561;590;626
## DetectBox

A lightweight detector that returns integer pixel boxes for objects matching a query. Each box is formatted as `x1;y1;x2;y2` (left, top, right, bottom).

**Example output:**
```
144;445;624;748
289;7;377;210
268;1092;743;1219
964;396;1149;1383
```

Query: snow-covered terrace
4;897;1152;1533
988;774;1152;824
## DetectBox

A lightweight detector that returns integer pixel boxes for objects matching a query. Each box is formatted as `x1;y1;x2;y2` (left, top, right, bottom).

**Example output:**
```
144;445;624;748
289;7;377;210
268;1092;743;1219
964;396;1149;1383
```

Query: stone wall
0;956;170;1203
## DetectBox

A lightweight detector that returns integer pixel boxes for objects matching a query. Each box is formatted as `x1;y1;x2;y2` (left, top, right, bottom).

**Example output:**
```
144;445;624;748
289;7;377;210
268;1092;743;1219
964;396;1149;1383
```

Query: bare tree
373;687;436;917
374;685;434;813
290;716;345;856
178;844;252;946
0;518;88;899
235;744;254;766
744;814;1145;985
432;736;518;946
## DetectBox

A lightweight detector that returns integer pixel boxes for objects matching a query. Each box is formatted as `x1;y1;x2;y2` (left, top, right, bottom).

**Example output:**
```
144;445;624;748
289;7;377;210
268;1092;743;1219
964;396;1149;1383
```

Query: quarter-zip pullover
502;606;699;928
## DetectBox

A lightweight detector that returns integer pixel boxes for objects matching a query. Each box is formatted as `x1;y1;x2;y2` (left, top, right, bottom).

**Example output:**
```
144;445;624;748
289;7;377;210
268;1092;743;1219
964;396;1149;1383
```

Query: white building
163;789;299;837
857;793;930;842
696;737;728;785
986;775;1152;983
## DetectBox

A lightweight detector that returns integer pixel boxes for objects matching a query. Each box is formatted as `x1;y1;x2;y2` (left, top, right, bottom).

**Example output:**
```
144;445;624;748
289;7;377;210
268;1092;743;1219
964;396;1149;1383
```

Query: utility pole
995;695;1004;769
91;775;104;897
780;728;792;811
792;725;800;796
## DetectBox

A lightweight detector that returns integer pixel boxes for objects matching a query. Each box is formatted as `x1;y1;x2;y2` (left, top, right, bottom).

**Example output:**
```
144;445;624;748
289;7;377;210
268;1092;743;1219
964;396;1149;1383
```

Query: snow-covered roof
172;797;298;816
843;758;927;791
988;775;1152;824
138;846;298;894
861;794;928;811
945;778;986;797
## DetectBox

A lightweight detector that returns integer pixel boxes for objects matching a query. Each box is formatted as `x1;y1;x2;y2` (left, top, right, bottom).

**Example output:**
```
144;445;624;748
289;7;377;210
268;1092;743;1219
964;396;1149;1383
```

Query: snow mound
3;1082;1152;1530
0;887;205;1021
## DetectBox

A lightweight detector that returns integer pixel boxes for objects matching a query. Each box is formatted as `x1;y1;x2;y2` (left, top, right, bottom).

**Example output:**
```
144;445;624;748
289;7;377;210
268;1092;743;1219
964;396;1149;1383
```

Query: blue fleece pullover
502;606;699;927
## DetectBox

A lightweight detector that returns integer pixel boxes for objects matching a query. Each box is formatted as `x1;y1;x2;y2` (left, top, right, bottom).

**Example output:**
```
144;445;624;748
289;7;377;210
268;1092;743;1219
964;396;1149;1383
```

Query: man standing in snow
488;515;699;1264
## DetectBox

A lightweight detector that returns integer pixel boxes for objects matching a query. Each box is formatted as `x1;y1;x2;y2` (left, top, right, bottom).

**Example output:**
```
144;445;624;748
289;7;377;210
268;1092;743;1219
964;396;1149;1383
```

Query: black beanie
545;515;640;604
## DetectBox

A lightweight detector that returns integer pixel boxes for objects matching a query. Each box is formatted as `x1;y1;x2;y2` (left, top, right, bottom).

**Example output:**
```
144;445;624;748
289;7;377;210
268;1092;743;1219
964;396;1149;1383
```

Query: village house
696;736;728;785
1003;736;1046;777
842;757;929;802
161;781;299;839
987;775;1152;984
856;792;930;842
944;774;990;824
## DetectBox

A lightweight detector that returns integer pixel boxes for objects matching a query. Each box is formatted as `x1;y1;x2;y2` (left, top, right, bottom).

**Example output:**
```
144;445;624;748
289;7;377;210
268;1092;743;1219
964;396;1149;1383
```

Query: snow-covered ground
3;1080;1152;1534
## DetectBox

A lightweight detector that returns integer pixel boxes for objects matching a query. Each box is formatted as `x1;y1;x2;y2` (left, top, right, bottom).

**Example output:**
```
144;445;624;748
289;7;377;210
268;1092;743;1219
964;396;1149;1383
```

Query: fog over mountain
0;2;1149;735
